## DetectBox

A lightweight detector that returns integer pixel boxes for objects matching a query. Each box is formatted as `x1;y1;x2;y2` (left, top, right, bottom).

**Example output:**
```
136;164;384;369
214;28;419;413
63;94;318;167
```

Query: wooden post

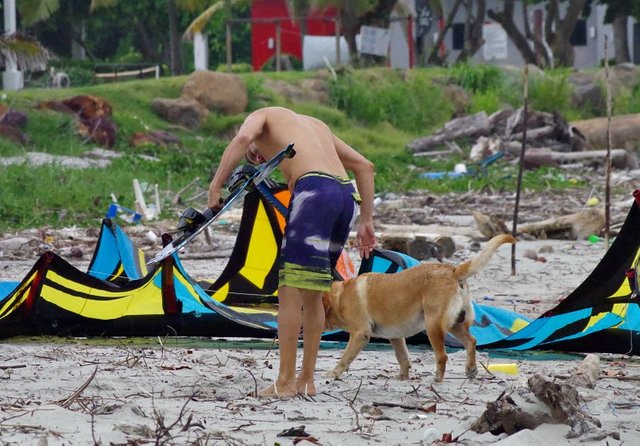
226;21;232;71
335;16;341;65
276;20;282;72
604;35;612;247
511;65;529;276
408;16;414;68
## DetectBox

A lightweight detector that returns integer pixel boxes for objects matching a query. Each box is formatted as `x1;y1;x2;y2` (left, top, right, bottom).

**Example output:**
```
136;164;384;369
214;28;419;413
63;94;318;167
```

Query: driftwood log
473;209;605;240
523;148;633;169
407;111;490;153
472;355;612;440
571;113;640;150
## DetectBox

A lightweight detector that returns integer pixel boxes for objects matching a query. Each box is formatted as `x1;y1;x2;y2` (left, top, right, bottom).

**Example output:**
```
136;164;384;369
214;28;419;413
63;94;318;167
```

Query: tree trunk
456;0;485;62
548;0;586;67
487;0;538;65
428;0;463;65
341;4;361;65
166;0;184;75
613;14;631;63
134;21;160;62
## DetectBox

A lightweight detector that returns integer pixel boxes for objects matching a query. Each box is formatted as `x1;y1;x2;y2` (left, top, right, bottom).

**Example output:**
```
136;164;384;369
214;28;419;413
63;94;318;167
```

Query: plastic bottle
487;363;519;375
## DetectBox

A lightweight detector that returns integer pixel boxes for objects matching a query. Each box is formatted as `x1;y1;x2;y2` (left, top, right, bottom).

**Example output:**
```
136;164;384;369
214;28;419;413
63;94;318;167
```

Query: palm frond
183;0;249;40
0;34;52;72
18;0;61;26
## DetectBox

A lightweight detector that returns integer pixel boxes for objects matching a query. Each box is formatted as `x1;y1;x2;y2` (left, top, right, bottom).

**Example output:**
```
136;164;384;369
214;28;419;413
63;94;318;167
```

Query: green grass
0;67;609;231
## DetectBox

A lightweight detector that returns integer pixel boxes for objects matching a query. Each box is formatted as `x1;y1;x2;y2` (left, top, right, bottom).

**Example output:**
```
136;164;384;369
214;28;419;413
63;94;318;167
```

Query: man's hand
356;221;376;259
208;185;224;212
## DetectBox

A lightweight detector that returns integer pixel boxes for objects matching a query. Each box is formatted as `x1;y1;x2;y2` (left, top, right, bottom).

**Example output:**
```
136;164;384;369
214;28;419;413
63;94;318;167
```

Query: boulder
567;71;605;115
62;95;113;120
152;97;209;129
181;71;248;115
0;104;27;128
77;117;117;148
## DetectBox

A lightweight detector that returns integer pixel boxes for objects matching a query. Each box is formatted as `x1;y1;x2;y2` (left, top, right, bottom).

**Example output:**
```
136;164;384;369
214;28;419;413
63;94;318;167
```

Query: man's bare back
244;107;349;188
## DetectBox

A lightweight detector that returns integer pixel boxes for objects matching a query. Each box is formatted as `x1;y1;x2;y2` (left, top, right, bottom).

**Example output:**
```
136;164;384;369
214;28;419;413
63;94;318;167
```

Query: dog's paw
324;369;343;379
396;371;410;381
466;367;478;380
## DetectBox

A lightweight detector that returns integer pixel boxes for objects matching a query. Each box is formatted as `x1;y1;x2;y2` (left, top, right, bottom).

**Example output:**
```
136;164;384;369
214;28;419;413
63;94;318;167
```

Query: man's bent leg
296;288;325;396
258;285;302;398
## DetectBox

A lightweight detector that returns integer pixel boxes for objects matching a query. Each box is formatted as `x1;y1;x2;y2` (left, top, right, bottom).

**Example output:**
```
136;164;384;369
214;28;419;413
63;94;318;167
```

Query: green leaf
18;0;60;26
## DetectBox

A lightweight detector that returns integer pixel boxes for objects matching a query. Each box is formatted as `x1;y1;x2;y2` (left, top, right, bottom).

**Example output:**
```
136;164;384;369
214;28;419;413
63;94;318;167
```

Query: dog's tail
455;234;516;280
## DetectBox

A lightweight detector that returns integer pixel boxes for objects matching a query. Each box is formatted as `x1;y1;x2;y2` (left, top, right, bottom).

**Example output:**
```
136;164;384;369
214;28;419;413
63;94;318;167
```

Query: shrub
449;63;504;93
328;69;452;133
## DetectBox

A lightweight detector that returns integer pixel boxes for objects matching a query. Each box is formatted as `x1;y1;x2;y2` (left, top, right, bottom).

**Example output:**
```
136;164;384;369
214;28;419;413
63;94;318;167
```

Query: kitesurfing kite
0;170;638;355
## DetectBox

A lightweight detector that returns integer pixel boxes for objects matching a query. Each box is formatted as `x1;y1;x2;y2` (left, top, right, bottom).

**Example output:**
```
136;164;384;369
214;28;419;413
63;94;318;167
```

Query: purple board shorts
279;172;359;292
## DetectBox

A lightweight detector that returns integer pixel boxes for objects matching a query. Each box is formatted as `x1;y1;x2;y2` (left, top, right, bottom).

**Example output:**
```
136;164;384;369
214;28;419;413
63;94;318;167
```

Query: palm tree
2;0;53;89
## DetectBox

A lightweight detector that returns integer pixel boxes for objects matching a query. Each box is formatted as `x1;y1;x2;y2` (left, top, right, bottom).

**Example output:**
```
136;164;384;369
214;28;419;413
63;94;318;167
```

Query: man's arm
207;112;266;209
333;134;377;258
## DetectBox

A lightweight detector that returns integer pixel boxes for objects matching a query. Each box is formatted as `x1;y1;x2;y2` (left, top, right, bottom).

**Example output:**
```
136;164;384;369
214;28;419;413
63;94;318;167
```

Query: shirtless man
208;106;376;397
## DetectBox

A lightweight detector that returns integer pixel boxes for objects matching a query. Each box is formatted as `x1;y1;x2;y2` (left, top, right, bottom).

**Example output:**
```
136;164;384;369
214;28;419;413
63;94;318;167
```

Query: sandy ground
0;233;637;445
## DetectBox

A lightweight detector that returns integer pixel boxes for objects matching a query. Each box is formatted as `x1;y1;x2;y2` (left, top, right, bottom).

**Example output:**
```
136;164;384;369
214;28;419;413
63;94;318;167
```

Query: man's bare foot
296;379;316;397
256;380;297;398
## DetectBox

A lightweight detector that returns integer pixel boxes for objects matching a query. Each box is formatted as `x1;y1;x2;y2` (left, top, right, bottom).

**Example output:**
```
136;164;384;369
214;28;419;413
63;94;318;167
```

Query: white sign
482;22;508;60
360;25;390;57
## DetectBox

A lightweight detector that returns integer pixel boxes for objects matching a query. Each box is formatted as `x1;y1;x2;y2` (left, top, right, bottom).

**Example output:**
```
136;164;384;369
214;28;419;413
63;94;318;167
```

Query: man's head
245;143;266;165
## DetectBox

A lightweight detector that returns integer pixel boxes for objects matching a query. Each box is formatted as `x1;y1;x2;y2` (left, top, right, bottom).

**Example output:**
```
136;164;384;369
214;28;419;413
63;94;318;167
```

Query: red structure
251;0;337;71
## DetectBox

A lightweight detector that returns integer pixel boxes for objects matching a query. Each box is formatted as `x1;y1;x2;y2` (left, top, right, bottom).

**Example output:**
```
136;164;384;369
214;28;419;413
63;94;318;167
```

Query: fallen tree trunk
517;209;605;239
523;148;631;169
473;209;605;240
407;112;490;153
571;113;640;150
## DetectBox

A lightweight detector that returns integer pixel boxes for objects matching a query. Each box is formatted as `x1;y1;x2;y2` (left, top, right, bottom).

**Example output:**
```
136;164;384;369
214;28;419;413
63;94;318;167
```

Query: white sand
0;237;636;445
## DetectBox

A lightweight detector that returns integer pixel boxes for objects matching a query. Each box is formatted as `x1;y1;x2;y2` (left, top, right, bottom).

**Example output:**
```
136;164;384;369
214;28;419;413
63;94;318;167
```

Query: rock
567;71;605;115
380;234;455;260
62;95;113;120
597;63;640;96
181;71;248;115
263;75;330;104
0;105;27;128
0;237;33;253
152;97;209;129
77;117;117;148
129;130;181;148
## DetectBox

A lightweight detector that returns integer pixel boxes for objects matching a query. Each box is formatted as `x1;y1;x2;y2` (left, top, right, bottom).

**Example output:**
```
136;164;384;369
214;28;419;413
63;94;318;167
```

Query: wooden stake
604;35;612;248
511;65;529;276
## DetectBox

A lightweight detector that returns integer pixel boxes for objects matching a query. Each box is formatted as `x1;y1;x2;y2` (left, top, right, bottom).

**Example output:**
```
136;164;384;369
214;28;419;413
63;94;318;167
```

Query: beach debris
277;425;310;437
472;211;510;239
473;208;605;240
372;401;436;413
472;356;613;440
55;365;98;409
406;107;639;172
486;363;519;375
380;234;455;260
